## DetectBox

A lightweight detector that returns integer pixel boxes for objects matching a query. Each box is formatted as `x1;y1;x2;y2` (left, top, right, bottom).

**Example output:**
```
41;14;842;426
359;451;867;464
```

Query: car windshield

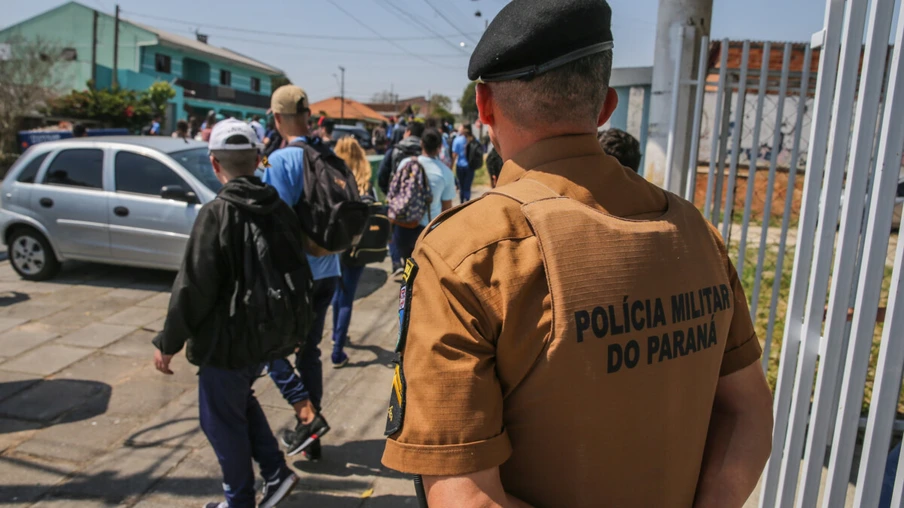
169;147;222;192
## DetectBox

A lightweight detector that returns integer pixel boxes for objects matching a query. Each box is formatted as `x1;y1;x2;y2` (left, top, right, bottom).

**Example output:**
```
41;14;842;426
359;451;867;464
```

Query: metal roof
126;19;284;76
42;136;209;154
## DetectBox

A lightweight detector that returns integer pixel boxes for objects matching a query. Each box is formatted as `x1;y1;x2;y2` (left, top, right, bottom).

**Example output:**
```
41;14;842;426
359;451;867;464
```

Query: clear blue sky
6;0;829;106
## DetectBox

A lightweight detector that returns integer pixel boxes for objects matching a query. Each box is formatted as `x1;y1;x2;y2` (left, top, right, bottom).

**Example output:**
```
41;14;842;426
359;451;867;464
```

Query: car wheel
8;227;60;281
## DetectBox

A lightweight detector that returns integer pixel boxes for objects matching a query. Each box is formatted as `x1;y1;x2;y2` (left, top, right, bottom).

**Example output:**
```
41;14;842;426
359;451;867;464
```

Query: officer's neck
496;123;596;161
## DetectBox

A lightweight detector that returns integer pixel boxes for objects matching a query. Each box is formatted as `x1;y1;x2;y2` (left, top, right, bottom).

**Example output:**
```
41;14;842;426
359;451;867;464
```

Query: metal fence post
685;36;710;202
758;0;846;504
664;26;687;194
720;41;750;243
824;5;904;505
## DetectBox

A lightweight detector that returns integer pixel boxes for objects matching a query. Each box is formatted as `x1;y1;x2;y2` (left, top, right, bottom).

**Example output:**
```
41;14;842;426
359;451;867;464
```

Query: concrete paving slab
143;318;165;333
34;285;112;305
0;301;70;321
104;287;161;302
103;307;166;327
0;418;42;453
58;323;136;349
129;448;223;508
105;374;188;417
135;293;170;309
51;353;142;385
103;329;157;358
0;322;60;357
31;497;119;508
0;344;94;376
0;453;78;506
37;309;121;336
124;401;206;450
55;444;192;503
0;370;41;403
14;413;140;464
0;316;27;334
0;378;111;422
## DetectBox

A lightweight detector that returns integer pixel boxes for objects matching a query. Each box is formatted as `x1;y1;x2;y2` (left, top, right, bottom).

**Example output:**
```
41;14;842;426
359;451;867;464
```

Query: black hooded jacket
152;175;301;369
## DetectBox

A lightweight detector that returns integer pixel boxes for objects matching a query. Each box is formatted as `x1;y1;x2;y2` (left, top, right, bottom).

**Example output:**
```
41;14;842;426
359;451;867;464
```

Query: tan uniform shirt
381;134;761;507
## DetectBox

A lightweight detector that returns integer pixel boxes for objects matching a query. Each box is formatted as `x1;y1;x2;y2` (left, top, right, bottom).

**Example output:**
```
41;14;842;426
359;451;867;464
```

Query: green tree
430;94;452;114
460;82;478;121
431;106;456;124
272;76;292;91
47;81;176;133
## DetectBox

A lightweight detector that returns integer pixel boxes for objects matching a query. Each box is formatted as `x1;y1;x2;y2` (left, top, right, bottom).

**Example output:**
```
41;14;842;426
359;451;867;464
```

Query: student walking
330;137;373;367
152;119;303;508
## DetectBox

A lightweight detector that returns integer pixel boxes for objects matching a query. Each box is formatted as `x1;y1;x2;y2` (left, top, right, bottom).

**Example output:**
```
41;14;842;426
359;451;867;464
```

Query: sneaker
202;503;227;508
280;413;330;456
391;265;405;278
302;439;322;462
331;351;349;368
259;467;299;508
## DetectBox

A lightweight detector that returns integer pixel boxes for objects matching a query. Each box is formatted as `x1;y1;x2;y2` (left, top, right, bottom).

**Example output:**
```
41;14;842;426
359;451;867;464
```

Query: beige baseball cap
271;85;310;114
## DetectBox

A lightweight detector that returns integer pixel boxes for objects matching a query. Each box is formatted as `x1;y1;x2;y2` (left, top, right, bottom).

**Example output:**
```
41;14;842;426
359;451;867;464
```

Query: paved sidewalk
0;258;414;507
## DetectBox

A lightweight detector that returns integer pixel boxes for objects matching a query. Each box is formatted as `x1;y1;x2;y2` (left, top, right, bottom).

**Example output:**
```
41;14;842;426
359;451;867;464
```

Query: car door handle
114;206;129;217
39;198;53;208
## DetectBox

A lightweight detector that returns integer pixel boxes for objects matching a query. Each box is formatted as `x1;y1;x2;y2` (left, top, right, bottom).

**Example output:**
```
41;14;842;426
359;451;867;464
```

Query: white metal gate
677;0;904;505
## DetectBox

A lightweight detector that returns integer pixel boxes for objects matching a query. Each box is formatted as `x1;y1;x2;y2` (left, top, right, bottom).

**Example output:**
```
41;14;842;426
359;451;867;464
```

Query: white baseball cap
208;118;263;152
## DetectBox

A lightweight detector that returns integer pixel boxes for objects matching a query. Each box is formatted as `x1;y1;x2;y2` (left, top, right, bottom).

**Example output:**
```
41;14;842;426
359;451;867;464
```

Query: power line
325;0;447;68
422;0;479;44
121;9;482;43
375;0;469;53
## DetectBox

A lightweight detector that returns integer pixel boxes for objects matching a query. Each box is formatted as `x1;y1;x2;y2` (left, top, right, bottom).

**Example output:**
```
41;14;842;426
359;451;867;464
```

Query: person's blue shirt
150;121;160;135
452;134;468;168
415;155;456;227
262;137;341;280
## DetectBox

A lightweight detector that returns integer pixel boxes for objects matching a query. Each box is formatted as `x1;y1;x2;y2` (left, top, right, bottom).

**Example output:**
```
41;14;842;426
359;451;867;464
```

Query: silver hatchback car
0;136;223;280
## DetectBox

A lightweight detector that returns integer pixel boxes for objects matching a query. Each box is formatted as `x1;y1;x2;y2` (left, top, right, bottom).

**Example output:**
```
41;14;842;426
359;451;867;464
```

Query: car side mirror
161;185;198;204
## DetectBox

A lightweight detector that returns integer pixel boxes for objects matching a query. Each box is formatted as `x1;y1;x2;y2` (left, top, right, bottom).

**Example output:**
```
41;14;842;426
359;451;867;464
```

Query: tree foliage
0;36;66;152
430;94;452;113
460;82;478;121
271;76;292;91
431;106;456;124
47;81;176;133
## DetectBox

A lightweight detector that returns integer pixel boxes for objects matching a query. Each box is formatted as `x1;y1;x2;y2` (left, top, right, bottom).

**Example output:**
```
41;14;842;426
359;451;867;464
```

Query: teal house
0;1;284;130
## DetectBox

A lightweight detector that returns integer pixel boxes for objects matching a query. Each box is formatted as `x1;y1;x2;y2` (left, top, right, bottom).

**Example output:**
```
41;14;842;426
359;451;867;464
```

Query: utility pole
112;4;120;88
644;0;713;192
90;9;98;89
338;65;346;121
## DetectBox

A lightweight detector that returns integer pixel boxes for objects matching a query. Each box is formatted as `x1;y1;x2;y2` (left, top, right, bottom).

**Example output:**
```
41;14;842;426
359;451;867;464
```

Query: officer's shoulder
419;192;535;268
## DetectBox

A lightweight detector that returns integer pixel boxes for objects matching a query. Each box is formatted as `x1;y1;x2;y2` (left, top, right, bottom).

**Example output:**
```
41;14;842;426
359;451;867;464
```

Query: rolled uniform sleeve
382;242;512;476
720;258;762;376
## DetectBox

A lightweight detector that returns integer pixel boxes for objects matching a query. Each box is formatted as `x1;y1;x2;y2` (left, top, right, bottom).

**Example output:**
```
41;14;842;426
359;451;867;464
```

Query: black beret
468;0;614;83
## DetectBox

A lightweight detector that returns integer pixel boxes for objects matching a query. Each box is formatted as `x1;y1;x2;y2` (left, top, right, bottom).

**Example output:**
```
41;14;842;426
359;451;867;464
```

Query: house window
220;69;231;87
250;77;260;92
155;54;171;73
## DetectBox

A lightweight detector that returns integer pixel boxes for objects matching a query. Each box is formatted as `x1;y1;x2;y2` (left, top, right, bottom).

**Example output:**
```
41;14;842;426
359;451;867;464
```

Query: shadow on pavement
292;439;411;481
344;343;395;369
51;261;176;291
355;267;389;301
0;291;29;307
0;379;110;426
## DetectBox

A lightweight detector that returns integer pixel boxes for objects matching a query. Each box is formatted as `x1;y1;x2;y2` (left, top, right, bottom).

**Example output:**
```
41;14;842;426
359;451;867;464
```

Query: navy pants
198;364;285;508
457;165;474;202
392;225;425;262
268;276;338;411
332;262;365;358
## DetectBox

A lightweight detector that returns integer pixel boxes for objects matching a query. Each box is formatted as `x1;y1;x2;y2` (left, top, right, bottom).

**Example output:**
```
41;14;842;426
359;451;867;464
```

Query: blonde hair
334;136;371;194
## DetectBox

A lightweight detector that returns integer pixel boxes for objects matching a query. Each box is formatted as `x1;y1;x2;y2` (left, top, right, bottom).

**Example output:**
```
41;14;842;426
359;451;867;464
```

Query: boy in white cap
152;119;302;508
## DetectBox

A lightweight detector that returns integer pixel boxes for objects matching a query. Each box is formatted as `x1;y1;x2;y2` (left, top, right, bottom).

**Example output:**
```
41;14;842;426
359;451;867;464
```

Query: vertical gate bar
685;36;711;202
711;79;734;229
720;41;751;243
736;41;772;275
891;421;904;507
795;0;897;505
824;8;904;505
664;26;687;194
759;0;846;503
855;222;904;507
763;45;813;374
703;39;730;221
776;0;871;503
752;43;791;324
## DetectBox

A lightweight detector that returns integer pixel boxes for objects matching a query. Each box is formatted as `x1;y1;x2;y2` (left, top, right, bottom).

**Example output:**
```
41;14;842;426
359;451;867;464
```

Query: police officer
381;1;774;506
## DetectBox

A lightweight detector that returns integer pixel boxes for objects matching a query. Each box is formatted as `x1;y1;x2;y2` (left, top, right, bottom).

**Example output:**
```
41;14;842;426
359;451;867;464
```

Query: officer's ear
597;87;619;127
476;83;495;127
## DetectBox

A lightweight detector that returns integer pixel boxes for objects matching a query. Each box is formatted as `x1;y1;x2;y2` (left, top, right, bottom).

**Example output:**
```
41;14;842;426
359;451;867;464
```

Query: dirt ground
692;166;805;224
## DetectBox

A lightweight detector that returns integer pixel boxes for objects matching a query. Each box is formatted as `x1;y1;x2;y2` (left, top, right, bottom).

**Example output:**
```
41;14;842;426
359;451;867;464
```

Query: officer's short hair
489;51;612;131
422;128;443;155
598;128;641;173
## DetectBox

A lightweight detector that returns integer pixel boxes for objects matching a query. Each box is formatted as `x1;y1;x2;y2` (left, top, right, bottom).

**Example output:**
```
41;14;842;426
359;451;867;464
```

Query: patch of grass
728;243;899;415
473;165;489;187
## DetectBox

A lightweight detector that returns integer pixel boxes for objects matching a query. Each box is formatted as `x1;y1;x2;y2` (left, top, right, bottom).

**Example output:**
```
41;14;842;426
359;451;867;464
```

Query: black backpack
466;139;485;170
234;210;314;364
289;139;369;253
343;192;391;267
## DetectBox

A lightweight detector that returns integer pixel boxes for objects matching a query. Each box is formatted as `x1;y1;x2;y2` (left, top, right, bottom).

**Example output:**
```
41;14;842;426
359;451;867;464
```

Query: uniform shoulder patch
386;258;418;436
